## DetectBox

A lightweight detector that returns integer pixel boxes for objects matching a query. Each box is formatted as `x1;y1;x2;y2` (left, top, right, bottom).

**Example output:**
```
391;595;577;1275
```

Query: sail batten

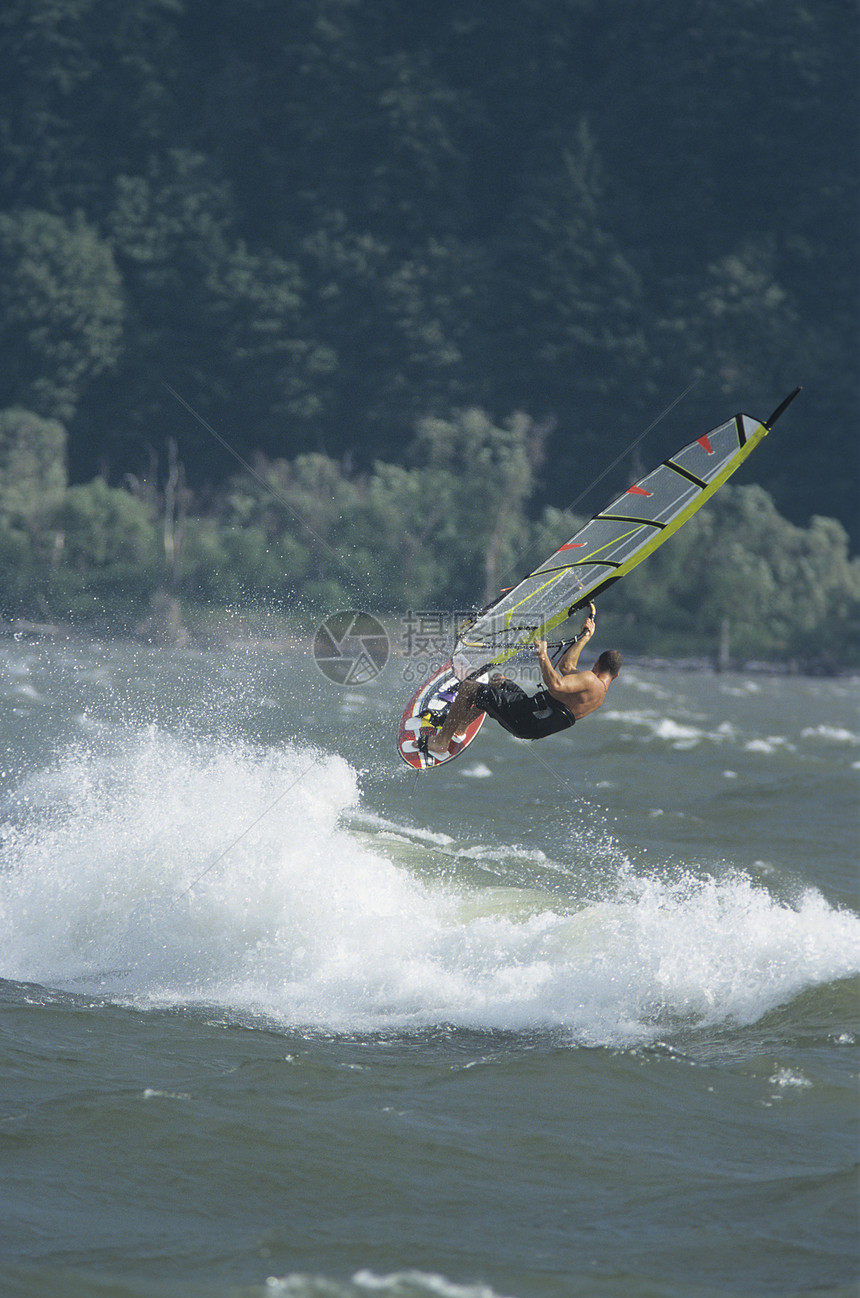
599;514;667;529
664;461;709;489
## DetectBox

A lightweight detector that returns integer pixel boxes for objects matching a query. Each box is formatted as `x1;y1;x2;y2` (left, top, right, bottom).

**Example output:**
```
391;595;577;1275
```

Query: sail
452;392;800;677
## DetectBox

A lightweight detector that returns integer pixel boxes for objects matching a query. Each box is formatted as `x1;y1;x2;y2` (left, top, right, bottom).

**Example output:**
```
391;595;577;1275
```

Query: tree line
1;408;857;668
0;0;856;549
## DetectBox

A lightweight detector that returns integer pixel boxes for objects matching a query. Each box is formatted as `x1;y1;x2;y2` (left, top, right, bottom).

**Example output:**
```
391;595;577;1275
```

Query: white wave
350;809;455;847
719;680;761;696
603;709;722;749
263;1272;516;1298
769;1067;812;1091
743;736;795;754
801;725;859;746
1;728;858;1046
352;1273;514;1298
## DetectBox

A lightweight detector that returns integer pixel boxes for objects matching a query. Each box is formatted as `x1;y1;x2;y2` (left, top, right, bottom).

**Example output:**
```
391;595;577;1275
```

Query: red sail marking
626;485;652;497
558;542;586;551
697;434;714;454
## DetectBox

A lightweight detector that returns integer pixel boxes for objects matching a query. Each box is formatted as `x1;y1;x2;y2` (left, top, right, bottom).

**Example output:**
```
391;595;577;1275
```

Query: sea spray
1;725;857;1044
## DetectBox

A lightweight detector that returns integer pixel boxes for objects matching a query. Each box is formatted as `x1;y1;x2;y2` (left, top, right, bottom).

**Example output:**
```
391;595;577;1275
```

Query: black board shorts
473;679;575;740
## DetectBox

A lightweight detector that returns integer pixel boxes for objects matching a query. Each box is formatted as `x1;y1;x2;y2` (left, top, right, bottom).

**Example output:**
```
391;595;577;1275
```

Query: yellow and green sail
452;390;801;675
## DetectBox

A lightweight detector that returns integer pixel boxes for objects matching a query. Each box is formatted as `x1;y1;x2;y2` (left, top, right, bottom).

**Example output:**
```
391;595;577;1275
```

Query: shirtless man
426;613;621;754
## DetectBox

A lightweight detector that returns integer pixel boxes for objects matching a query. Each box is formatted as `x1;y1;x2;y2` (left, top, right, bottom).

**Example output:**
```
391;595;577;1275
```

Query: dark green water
1;639;857;1298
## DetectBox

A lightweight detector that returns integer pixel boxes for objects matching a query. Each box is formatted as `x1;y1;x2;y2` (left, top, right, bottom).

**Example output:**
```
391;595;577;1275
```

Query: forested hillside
0;1;857;661
0;1;856;522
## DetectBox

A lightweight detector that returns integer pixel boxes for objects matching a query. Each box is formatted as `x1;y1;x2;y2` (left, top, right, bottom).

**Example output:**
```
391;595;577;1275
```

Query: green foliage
176;516;302;606
0;210;124;420
102;148;332;460
408;408;539;606
0;418;857;668
0;0;184;210
201;408;542;612
0;0;856;545
55;479;157;571
47;478;161;619
0;522;42;617
492;120;650;435
213;449;431;610
656;239;803;416
0;407;67;529
620;485;860;665
297;216;474;449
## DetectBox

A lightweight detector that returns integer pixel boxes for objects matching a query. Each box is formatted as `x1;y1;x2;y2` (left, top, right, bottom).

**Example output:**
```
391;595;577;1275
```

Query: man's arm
555;615;595;673
534;642;583;697
534;621;594;698
534;614;595;679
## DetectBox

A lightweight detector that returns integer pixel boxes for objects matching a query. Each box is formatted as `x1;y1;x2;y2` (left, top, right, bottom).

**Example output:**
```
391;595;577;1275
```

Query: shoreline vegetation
2;407;858;673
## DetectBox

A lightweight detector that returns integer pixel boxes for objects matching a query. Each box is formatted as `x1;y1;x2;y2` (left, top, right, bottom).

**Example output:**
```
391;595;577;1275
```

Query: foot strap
420;706;449;729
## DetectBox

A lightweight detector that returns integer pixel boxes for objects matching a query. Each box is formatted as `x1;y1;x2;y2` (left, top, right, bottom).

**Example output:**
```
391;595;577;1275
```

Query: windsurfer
425;614;621;753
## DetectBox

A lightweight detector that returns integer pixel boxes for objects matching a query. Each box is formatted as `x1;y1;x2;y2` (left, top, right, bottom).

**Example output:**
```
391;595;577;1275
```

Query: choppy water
1;636;857;1298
